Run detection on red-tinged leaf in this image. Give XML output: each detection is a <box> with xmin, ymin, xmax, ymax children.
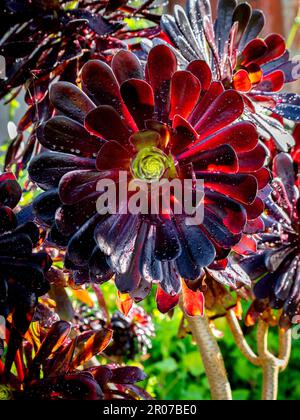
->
<box><xmin>62</xmin><ymin>373</ymin><xmax>103</xmax><ymax>400</ymax></box>
<box><xmin>240</xmin><ymin>38</ymin><xmax>267</xmax><ymax>65</ymax></box>
<box><xmin>147</xmin><ymin>45</ymin><xmax>177</xmax><ymax>121</ymax></box>
<box><xmin>0</xmin><ymin>172</ymin><xmax>22</xmax><ymax>208</ymax></box>
<box><xmin>89</xmin><ymin>366</ymin><xmax>113</xmax><ymax>387</ymax></box>
<box><xmin>189</xmin><ymin>144</ymin><xmax>239</xmax><ymax>174</ymax></box>
<box><xmin>257</xmin><ymin>70</ymin><xmax>285</xmax><ymax>93</ymax></box>
<box><xmin>252</xmin><ymin>167</ymin><xmax>271</xmax><ymax>190</ymax></box>
<box><xmin>120</xmin><ymin>79</ymin><xmax>154</xmax><ymax>130</ymax></box>
<box><xmin>238</xmin><ymin>143</ymin><xmax>267</xmax><ymax>172</ymax></box>
<box><xmin>178</xmin><ymin>121</ymin><xmax>258</xmax><ymax>162</ymax></box>
<box><xmin>243</xmin><ymin>197</ymin><xmax>264</xmax><ymax>220</ymax></box>
<box><xmin>195</xmin><ymin>90</ymin><xmax>244</xmax><ymax>137</ymax></box>
<box><xmin>96</xmin><ymin>140</ymin><xmax>131</xmax><ymax>171</ymax></box>
<box><xmin>42</xmin><ymin>116</ymin><xmax>103</xmax><ymax>157</ymax></box>
<box><xmin>28</xmin><ymin>321</ymin><xmax>71</xmax><ymax>379</ymax></box>
<box><xmin>196</xmin><ymin>173</ymin><xmax>258</xmax><ymax>205</ymax></box>
<box><xmin>110</xmin><ymin>367</ymin><xmax>147</xmax><ymax>384</ymax></box>
<box><xmin>187</xmin><ymin>60</ymin><xmax>212</xmax><ymax>91</ymax></box>
<box><xmin>188</xmin><ymin>81</ymin><xmax>224</xmax><ymax>126</ymax></box>
<box><xmin>256</xmin><ymin>34</ymin><xmax>286</xmax><ymax>66</ymax></box>
<box><xmin>50</xmin><ymin>81</ymin><xmax>95</xmax><ymax>125</ymax></box>
<box><xmin>233</xmin><ymin>69</ymin><xmax>252</xmax><ymax>92</ymax></box>
<box><xmin>181</xmin><ymin>280</ymin><xmax>204</xmax><ymax>317</ymax></box>
<box><xmin>70</xmin><ymin>329</ymin><xmax>113</xmax><ymax>369</ymax></box>
<box><xmin>111</xmin><ymin>50</ymin><xmax>143</xmax><ymax>84</ymax></box>
<box><xmin>169</xmin><ymin>70</ymin><xmax>201</xmax><ymax>120</ymax></box>
<box><xmin>232</xmin><ymin>235</ymin><xmax>257</xmax><ymax>255</ymax></box>
<box><xmin>85</xmin><ymin>105</ymin><xmax>133</xmax><ymax>145</ymax></box>
<box><xmin>81</xmin><ymin>60</ymin><xmax>137</xmax><ymax>132</ymax></box>
<box><xmin>171</xmin><ymin>115</ymin><xmax>198</xmax><ymax>155</ymax></box>
<box><xmin>116</xmin><ymin>292</ymin><xmax>133</xmax><ymax>316</ymax></box>
<box><xmin>156</xmin><ymin>285</ymin><xmax>179</xmax><ymax>314</ymax></box>
<box><xmin>243</xmin><ymin>217</ymin><xmax>265</xmax><ymax>234</ymax></box>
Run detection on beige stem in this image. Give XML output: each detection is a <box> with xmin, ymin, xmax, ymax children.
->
<box><xmin>257</xmin><ymin>320</ymin><xmax>280</xmax><ymax>401</ymax></box>
<box><xmin>185</xmin><ymin>313</ymin><xmax>232</xmax><ymax>400</ymax></box>
<box><xmin>226</xmin><ymin>310</ymin><xmax>260</xmax><ymax>366</ymax></box>
<box><xmin>261</xmin><ymin>358</ymin><xmax>280</xmax><ymax>401</ymax></box>
<box><xmin>278</xmin><ymin>328</ymin><xmax>292</xmax><ymax>371</ymax></box>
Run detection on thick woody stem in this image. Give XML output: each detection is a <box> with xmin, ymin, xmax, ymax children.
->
<box><xmin>226</xmin><ymin>310</ymin><xmax>260</xmax><ymax>366</ymax></box>
<box><xmin>257</xmin><ymin>320</ymin><xmax>279</xmax><ymax>401</ymax></box>
<box><xmin>278</xmin><ymin>328</ymin><xmax>292</xmax><ymax>371</ymax></box>
<box><xmin>261</xmin><ymin>359</ymin><xmax>280</xmax><ymax>401</ymax></box>
<box><xmin>227</xmin><ymin>313</ymin><xmax>292</xmax><ymax>400</ymax></box>
<box><xmin>184</xmin><ymin>313</ymin><xmax>232</xmax><ymax>400</ymax></box>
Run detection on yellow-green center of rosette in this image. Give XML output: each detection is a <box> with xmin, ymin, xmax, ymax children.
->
<box><xmin>131</xmin><ymin>147</ymin><xmax>176</xmax><ymax>183</ymax></box>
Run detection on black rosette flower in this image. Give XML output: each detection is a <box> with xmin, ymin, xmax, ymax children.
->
<box><xmin>151</xmin><ymin>0</ymin><xmax>300</xmax><ymax>151</ymax></box>
<box><xmin>0</xmin><ymin>0</ymin><xmax>161</xmax><ymax>169</ymax></box>
<box><xmin>241</xmin><ymin>152</ymin><xmax>300</xmax><ymax>327</ymax></box>
<box><xmin>0</xmin><ymin>172</ymin><xmax>52</xmax><ymax>373</ymax></box>
<box><xmin>29</xmin><ymin>45</ymin><xmax>268</xmax><ymax>313</ymax></box>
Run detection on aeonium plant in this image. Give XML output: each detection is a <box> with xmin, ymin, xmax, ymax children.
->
<box><xmin>28</xmin><ymin>44</ymin><xmax>266</xmax><ymax>318</ymax></box>
<box><xmin>0</xmin><ymin>172</ymin><xmax>52</xmax><ymax>376</ymax></box>
<box><xmin>1</xmin><ymin>0</ymin><xmax>162</xmax><ymax>170</ymax></box>
<box><xmin>0</xmin><ymin>320</ymin><xmax>151</xmax><ymax>400</ymax></box>
<box><xmin>144</xmin><ymin>0</ymin><xmax>300</xmax><ymax>151</ymax></box>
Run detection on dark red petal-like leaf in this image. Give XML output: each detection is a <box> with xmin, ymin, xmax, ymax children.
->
<box><xmin>120</xmin><ymin>79</ymin><xmax>154</xmax><ymax>130</ymax></box>
<box><xmin>42</xmin><ymin>116</ymin><xmax>103</xmax><ymax>157</ymax></box>
<box><xmin>85</xmin><ymin>105</ymin><xmax>133</xmax><ymax>145</ymax></box>
<box><xmin>50</xmin><ymin>82</ymin><xmax>95</xmax><ymax>124</ymax></box>
<box><xmin>241</xmin><ymin>38</ymin><xmax>267</xmax><ymax>65</ymax></box>
<box><xmin>29</xmin><ymin>152</ymin><xmax>95</xmax><ymax>190</ymax></box>
<box><xmin>0</xmin><ymin>172</ymin><xmax>22</xmax><ymax>209</ymax></box>
<box><xmin>59</xmin><ymin>170</ymin><xmax>103</xmax><ymax>205</ymax></box>
<box><xmin>110</xmin><ymin>367</ymin><xmax>147</xmax><ymax>384</ymax></box>
<box><xmin>256</xmin><ymin>34</ymin><xmax>286</xmax><ymax>66</ymax></box>
<box><xmin>199</xmin><ymin>173</ymin><xmax>257</xmax><ymax>204</ymax></box>
<box><xmin>178</xmin><ymin>121</ymin><xmax>258</xmax><ymax>161</ymax></box>
<box><xmin>96</xmin><ymin>140</ymin><xmax>131</xmax><ymax>171</ymax></box>
<box><xmin>81</xmin><ymin>60</ymin><xmax>137</xmax><ymax>131</ymax></box>
<box><xmin>70</xmin><ymin>329</ymin><xmax>113</xmax><ymax>369</ymax></box>
<box><xmin>238</xmin><ymin>143</ymin><xmax>267</xmax><ymax>172</ymax></box>
<box><xmin>194</xmin><ymin>90</ymin><xmax>244</xmax><ymax>137</ymax></box>
<box><xmin>111</xmin><ymin>50</ymin><xmax>143</xmax><ymax>84</ymax></box>
<box><xmin>147</xmin><ymin>44</ymin><xmax>177</xmax><ymax>121</ymax></box>
<box><xmin>169</xmin><ymin>70</ymin><xmax>201</xmax><ymax>120</ymax></box>
<box><xmin>188</xmin><ymin>144</ymin><xmax>238</xmax><ymax>174</ymax></box>
<box><xmin>187</xmin><ymin>59</ymin><xmax>212</xmax><ymax>91</ymax></box>
<box><xmin>257</xmin><ymin>70</ymin><xmax>285</xmax><ymax>93</ymax></box>
<box><xmin>189</xmin><ymin>81</ymin><xmax>224</xmax><ymax>126</ymax></box>
<box><xmin>156</xmin><ymin>285</ymin><xmax>179</xmax><ymax>313</ymax></box>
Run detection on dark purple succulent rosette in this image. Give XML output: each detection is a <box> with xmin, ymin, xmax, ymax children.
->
<box><xmin>0</xmin><ymin>172</ymin><xmax>52</xmax><ymax>373</ymax></box>
<box><xmin>29</xmin><ymin>44</ymin><xmax>268</xmax><ymax>311</ymax></box>
<box><xmin>241</xmin><ymin>153</ymin><xmax>300</xmax><ymax>325</ymax></box>
<box><xmin>11</xmin><ymin>320</ymin><xmax>150</xmax><ymax>400</ymax></box>
<box><xmin>1</xmin><ymin>0</ymin><xmax>162</xmax><ymax>170</ymax></box>
<box><xmin>157</xmin><ymin>0</ymin><xmax>300</xmax><ymax>151</ymax></box>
